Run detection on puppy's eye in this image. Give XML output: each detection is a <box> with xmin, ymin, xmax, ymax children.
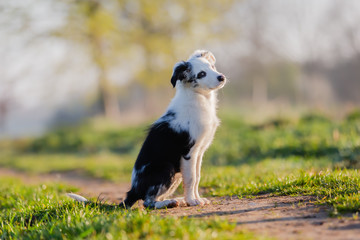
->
<box><xmin>197</xmin><ymin>71</ymin><xmax>206</xmax><ymax>79</ymax></box>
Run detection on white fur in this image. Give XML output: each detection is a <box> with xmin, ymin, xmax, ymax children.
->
<box><xmin>67</xmin><ymin>193</ymin><xmax>88</xmax><ymax>203</ymax></box>
<box><xmin>157</xmin><ymin>173</ymin><xmax>182</xmax><ymax>201</ymax></box>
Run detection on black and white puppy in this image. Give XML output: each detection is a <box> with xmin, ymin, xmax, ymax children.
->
<box><xmin>124</xmin><ymin>50</ymin><xmax>226</xmax><ymax>209</ymax></box>
<box><xmin>68</xmin><ymin>50</ymin><xmax>226</xmax><ymax>209</ymax></box>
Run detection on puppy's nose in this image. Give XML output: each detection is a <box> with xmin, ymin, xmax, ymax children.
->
<box><xmin>217</xmin><ymin>75</ymin><xmax>225</xmax><ymax>82</ymax></box>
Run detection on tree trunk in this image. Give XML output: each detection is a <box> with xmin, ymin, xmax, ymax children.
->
<box><xmin>92</xmin><ymin>36</ymin><xmax>121</xmax><ymax>120</ymax></box>
<box><xmin>252</xmin><ymin>77</ymin><xmax>267</xmax><ymax>106</ymax></box>
<box><xmin>0</xmin><ymin>100</ymin><xmax>8</xmax><ymax>132</ymax></box>
<box><xmin>98</xmin><ymin>71</ymin><xmax>121</xmax><ymax>120</ymax></box>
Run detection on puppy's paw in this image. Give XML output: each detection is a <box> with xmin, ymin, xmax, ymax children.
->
<box><xmin>186</xmin><ymin>198</ymin><xmax>204</xmax><ymax>206</ymax></box>
<box><xmin>167</xmin><ymin>199</ymin><xmax>179</xmax><ymax>208</ymax></box>
<box><xmin>175</xmin><ymin>197</ymin><xmax>187</xmax><ymax>207</ymax></box>
<box><xmin>154</xmin><ymin>199</ymin><xmax>179</xmax><ymax>209</ymax></box>
<box><xmin>174</xmin><ymin>197</ymin><xmax>187</xmax><ymax>207</ymax></box>
<box><xmin>199</xmin><ymin>197</ymin><xmax>211</xmax><ymax>205</ymax></box>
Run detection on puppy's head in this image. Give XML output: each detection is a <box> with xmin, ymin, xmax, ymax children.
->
<box><xmin>170</xmin><ymin>50</ymin><xmax>226</xmax><ymax>92</ymax></box>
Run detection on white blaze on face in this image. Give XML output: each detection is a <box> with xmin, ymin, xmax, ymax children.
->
<box><xmin>188</xmin><ymin>57</ymin><xmax>225</xmax><ymax>91</ymax></box>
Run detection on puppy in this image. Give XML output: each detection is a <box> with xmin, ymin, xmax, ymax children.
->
<box><xmin>68</xmin><ymin>50</ymin><xmax>226</xmax><ymax>209</ymax></box>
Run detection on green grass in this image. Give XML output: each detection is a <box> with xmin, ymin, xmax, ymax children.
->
<box><xmin>4</xmin><ymin>111</ymin><xmax>360</xmax><ymax>167</ymax></box>
<box><xmin>202</xmin><ymin>160</ymin><xmax>360</xmax><ymax>214</ymax></box>
<box><xmin>0</xmin><ymin>177</ymin><xmax>261</xmax><ymax>240</ymax></box>
<box><xmin>207</xmin><ymin>113</ymin><xmax>360</xmax><ymax>166</ymax></box>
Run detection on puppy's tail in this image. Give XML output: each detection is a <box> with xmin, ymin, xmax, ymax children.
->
<box><xmin>67</xmin><ymin>193</ymin><xmax>88</xmax><ymax>203</ymax></box>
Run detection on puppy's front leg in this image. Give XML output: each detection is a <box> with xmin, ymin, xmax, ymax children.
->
<box><xmin>181</xmin><ymin>154</ymin><xmax>203</xmax><ymax>206</ymax></box>
<box><xmin>194</xmin><ymin>153</ymin><xmax>210</xmax><ymax>205</ymax></box>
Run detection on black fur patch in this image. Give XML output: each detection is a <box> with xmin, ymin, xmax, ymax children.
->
<box><xmin>162</xmin><ymin>110</ymin><xmax>176</xmax><ymax>121</ymax></box>
<box><xmin>170</xmin><ymin>61</ymin><xmax>192</xmax><ymax>87</ymax></box>
<box><xmin>123</xmin><ymin>119</ymin><xmax>195</xmax><ymax>207</ymax></box>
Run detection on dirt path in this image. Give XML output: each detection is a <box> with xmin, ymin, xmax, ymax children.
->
<box><xmin>1</xmin><ymin>168</ymin><xmax>359</xmax><ymax>240</ymax></box>
<box><xmin>158</xmin><ymin>195</ymin><xmax>360</xmax><ymax>240</ymax></box>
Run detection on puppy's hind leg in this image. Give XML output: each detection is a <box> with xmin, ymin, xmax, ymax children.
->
<box><xmin>155</xmin><ymin>199</ymin><xmax>179</xmax><ymax>209</ymax></box>
<box><xmin>157</xmin><ymin>173</ymin><xmax>182</xmax><ymax>201</ymax></box>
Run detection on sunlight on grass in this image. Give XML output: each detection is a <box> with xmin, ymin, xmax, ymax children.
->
<box><xmin>202</xmin><ymin>160</ymin><xmax>360</xmax><ymax>214</ymax></box>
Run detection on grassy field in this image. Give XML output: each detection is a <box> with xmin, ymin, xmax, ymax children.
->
<box><xmin>0</xmin><ymin>177</ymin><xmax>260</xmax><ymax>239</ymax></box>
<box><xmin>1</xmin><ymin>110</ymin><xmax>360</xmax><ymax>239</ymax></box>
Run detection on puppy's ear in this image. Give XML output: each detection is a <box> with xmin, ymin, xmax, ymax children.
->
<box><xmin>170</xmin><ymin>61</ymin><xmax>190</xmax><ymax>88</ymax></box>
<box><xmin>188</xmin><ymin>50</ymin><xmax>216</xmax><ymax>65</ymax></box>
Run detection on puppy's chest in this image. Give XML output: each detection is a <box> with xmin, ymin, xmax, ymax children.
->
<box><xmin>171</xmin><ymin>107</ymin><xmax>219</xmax><ymax>140</ymax></box>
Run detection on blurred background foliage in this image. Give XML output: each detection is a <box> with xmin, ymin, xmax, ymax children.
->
<box><xmin>59</xmin><ymin>0</ymin><xmax>232</xmax><ymax>119</ymax></box>
<box><xmin>1</xmin><ymin>0</ymin><xmax>360</xmax><ymax>137</ymax></box>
